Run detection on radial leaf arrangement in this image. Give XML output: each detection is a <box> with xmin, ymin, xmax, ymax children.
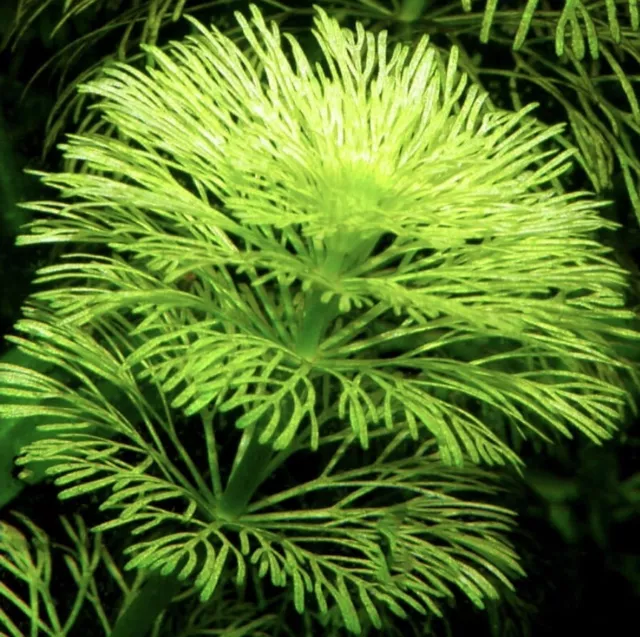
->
<box><xmin>15</xmin><ymin>1</ymin><xmax>637</xmax><ymax>463</ymax></box>
<box><xmin>0</xmin><ymin>2</ymin><xmax>638</xmax><ymax>633</ymax></box>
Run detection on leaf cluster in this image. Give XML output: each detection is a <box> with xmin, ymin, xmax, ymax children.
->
<box><xmin>0</xmin><ymin>2</ymin><xmax>639</xmax><ymax>636</ymax></box>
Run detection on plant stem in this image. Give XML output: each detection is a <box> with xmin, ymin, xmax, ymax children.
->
<box><xmin>296</xmin><ymin>235</ymin><xmax>361</xmax><ymax>360</ymax></box>
<box><xmin>397</xmin><ymin>0</ymin><xmax>428</xmax><ymax>22</ymax></box>
<box><xmin>110</xmin><ymin>571</ymin><xmax>183</xmax><ymax>637</ymax></box>
<box><xmin>216</xmin><ymin>421</ymin><xmax>275</xmax><ymax>520</ymax></box>
<box><xmin>296</xmin><ymin>287</ymin><xmax>340</xmax><ymax>360</ymax></box>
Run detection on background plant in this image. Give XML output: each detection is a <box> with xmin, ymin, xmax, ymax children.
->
<box><xmin>1</xmin><ymin>1</ymin><xmax>640</xmax><ymax>636</ymax></box>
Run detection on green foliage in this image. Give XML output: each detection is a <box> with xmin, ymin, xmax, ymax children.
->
<box><xmin>0</xmin><ymin>512</ymin><xmax>130</xmax><ymax>636</ymax></box>
<box><xmin>0</xmin><ymin>511</ymin><xmax>312</xmax><ymax>636</ymax></box>
<box><xmin>0</xmin><ymin>2</ymin><xmax>639</xmax><ymax>635</ymax></box>
<box><xmin>12</xmin><ymin>4</ymin><xmax>637</xmax><ymax>465</ymax></box>
<box><xmin>5</xmin><ymin>0</ymin><xmax>639</xmax><ymax>218</ymax></box>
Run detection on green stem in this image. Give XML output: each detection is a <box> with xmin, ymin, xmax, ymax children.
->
<box><xmin>296</xmin><ymin>238</ymin><xmax>356</xmax><ymax>360</ymax></box>
<box><xmin>397</xmin><ymin>0</ymin><xmax>429</xmax><ymax>22</ymax></box>
<box><xmin>216</xmin><ymin>421</ymin><xmax>275</xmax><ymax>520</ymax></box>
<box><xmin>110</xmin><ymin>571</ymin><xmax>183</xmax><ymax>637</ymax></box>
<box><xmin>296</xmin><ymin>287</ymin><xmax>340</xmax><ymax>360</ymax></box>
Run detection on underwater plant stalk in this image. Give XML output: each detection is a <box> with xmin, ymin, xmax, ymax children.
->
<box><xmin>397</xmin><ymin>0</ymin><xmax>429</xmax><ymax>22</ymax></box>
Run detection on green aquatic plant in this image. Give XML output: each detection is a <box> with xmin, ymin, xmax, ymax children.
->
<box><xmin>3</xmin><ymin>1</ymin><xmax>640</xmax><ymax>218</ymax></box>
<box><xmin>1</xmin><ymin>3</ymin><xmax>639</xmax><ymax>635</ymax></box>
